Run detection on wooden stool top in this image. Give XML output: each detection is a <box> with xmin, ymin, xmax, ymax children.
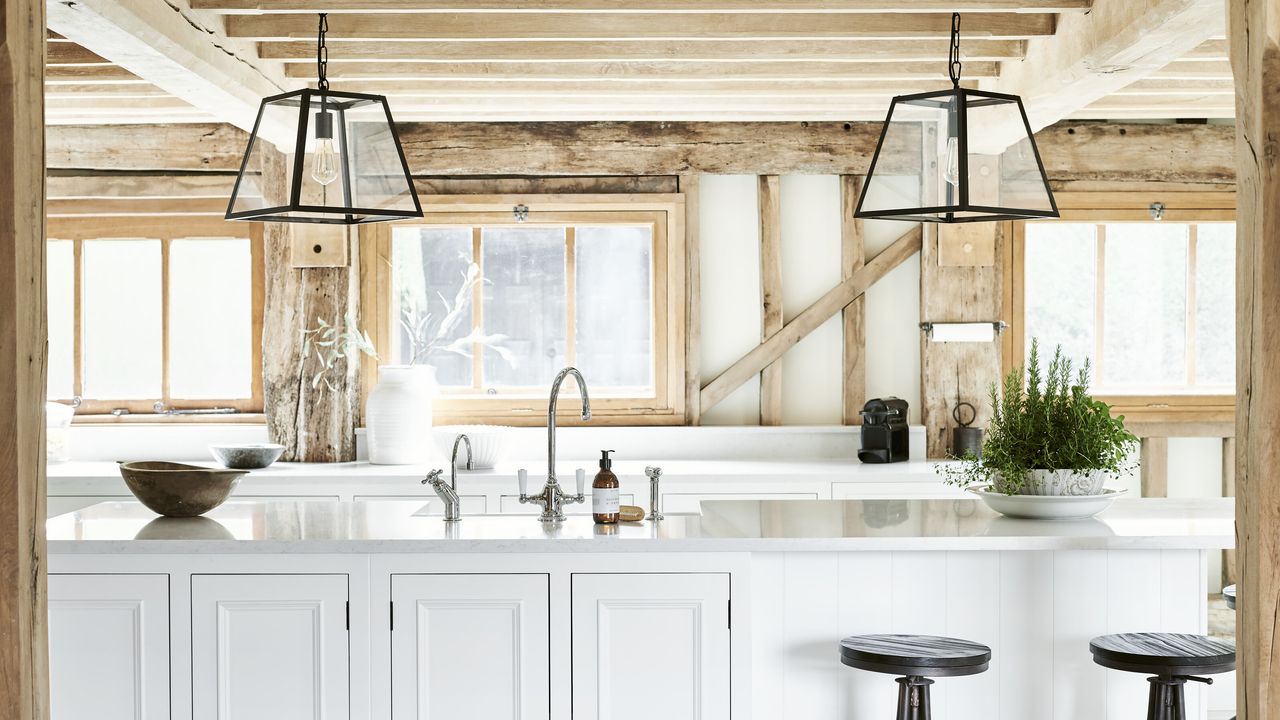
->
<box><xmin>1090</xmin><ymin>633</ymin><xmax>1236</xmax><ymax>676</ymax></box>
<box><xmin>840</xmin><ymin>634</ymin><xmax>991</xmax><ymax>677</ymax></box>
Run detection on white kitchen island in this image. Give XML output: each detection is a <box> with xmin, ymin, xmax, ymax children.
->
<box><xmin>47</xmin><ymin>497</ymin><xmax>1234</xmax><ymax>720</ymax></box>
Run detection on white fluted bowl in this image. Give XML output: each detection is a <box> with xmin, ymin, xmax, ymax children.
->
<box><xmin>432</xmin><ymin>425</ymin><xmax>513</xmax><ymax>469</ymax></box>
<box><xmin>968</xmin><ymin>485</ymin><xmax>1127</xmax><ymax>520</ymax></box>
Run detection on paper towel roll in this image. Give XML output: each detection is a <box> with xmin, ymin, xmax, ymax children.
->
<box><xmin>928</xmin><ymin>322</ymin><xmax>996</xmax><ymax>343</ymax></box>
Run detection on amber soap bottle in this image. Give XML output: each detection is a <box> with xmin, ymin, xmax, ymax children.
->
<box><xmin>592</xmin><ymin>450</ymin><xmax>620</xmax><ymax>524</ymax></box>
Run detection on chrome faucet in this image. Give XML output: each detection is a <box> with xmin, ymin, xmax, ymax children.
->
<box><xmin>450</xmin><ymin>433</ymin><xmax>473</xmax><ymax>492</ymax></box>
<box><xmin>519</xmin><ymin>367</ymin><xmax>591</xmax><ymax>522</ymax></box>
<box><xmin>422</xmin><ymin>469</ymin><xmax>461</xmax><ymax>522</ymax></box>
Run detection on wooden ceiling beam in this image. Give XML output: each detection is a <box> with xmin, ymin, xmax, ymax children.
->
<box><xmin>1113</xmin><ymin>78</ymin><xmax>1234</xmax><ymax>94</ymax></box>
<box><xmin>258</xmin><ymin>38</ymin><xmax>1027</xmax><ymax>63</ymax></box>
<box><xmin>992</xmin><ymin>0</ymin><xmax>1224</xmax><ymax>133</ymax></box>
<box><xmin>44</xmin><ymin>65</ymin><xmax>140</xmax><ymax>82</ymax></box>
<box><xmin>45</xmin><ymin>43</ymin><xmax>111</xmax><ymax>66</ymax></box>
<box><xmin>325</xmin><ymin>78</ymin><xmax>973</xmax><ymax>97</ymax></box>
<box><xmin>43</xmin><ymin>82</ymin><xmax>172</xmax><ymax>98</ymax></box>
<box><xmin>288</xmin><ymin>60</ymin><xmax>1000</xmax><ymax>81</ymax></box>
<box><xmin>47</xmin><ymin>124</ymin><xmax>249</xmax><ymax>170</ymax></box>
<box><xmin>46</xmin><ymin>0</ymin><xmax>293</xmax><ymax>144</ymax></box>
<box><xmin>225</xmin><ymin>12</ymin><xmax>1056</xmax><ymax>40</ymax></box>
<box><xmin>1150</xmin><ymin>60</ymin><xmax>1234</xmax><ymax>79</ymax></box>
<box><xmin>194</xmin><ymin>0</ymin><xmax>1089</xmax><ymax>12</ymax></box>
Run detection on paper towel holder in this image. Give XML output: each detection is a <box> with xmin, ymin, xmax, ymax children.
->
<box><xmin>920</xmin><ymin>321</ymin><xmax>1008</xmax><ymax>341</ymax></box>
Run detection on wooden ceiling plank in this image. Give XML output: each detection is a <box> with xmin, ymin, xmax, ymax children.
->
<box><xmin>258</xmin><ymin>38</ymin><xmax>1027</xmax><ymax>62</ymax></box>
<box><xmin>324</xmin><ymin>78</ymin><xmax>974</xmax><ymax>96</ymax></box>
<box><xmin>45</xmin><ymin>43</ymin><xmax>112</xmax><ymax>66</ymax></box>
<box><xmin>195</xmin><ymin>0</ymin><xmax>1089</xmax><ymax>12</ymax></box>
<box><xmin>992</xmin><ymin>0</ymin><xmax>1224</xmax><ymax>133</ymax></box>
<box><xmin>1151</xmin><ymin>60</ymin><xmax>1234</xmax><ymax>79</ymax></box>
<box><xmin>43</xmin><ymin>82</ymin><xmax>172</xmax><ymax>98</ymax></box>
<box><xmin>288</xmin><ymin>60</ymin><xmax>1000</xmax><ymax>80</ymax></box>
<box><xmin>47</xmin><ymin>0</ymin><xmax>293</xmax><ymax>144</ymax></box>
<box><xmin>44</xmin><ymin>65</ymin><xmax>140</xmax><ymax>82</ymax></box>
<box><xmin>225</xmin><ymin>12</ymin><xmax>1057</xmax><ymax>40</ymax></box>
<box><xmin>1114</xmin><ymin>78</ymin><xmax>1234</xmax><ymax>94</ymax></box>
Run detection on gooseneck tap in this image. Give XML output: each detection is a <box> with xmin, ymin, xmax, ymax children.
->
<box><xmin>450</xmin><ymin>433</ymin><xmax>473</xmax><ymax>492</ymax></box>
<box><xmin>519</xmin><ymin>367</ymin><xmax>591</xmax><ymax>522</ymax></box>
<box><xmin>422</xmin><ymin>469</ymin><xmax>461</xmax><ymax>522</ymax></box>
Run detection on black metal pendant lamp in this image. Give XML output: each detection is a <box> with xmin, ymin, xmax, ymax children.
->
<box><xmin>226</xmin><ymin>14</ymin><xmax>422</xmax><ymax>225</ymax></box>
<box><xmin>855</xmin><ymin>14</ymin><xmax>1058</xmax><ymax>223</ymax></box>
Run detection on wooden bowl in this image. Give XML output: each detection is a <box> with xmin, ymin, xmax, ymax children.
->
<box><xmin>118</xmin><ymin>461</ymin><xmax>246</xmax><ymax>518</ymax></box>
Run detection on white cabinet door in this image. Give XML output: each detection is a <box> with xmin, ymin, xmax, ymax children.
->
<box><xmin>49</xmin><ymin>574</ymin><xmax>170</xmax><ymax>720</ymax></box>
<box><xmin>391</xmin><ymin>574</ymin><xmax>549</xmax><ymax>720</ymax></box>
<box><xmin>572</xmin><ymin>573</ymin><xmax>730</xmax><ymax>720</ymax></box>
<box><xmin>191</xmin><ymin>574</ymin><xmax>349</xmax><ymax>720</ymax></box>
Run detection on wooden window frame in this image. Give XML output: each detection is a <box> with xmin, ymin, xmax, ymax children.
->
<box><xmin>47</xmin><ymin>215</ymin><xmax>265</xmax><ymax>422</ymax></box>
<box><xmin>1003</xmin><ymin>192</ymin><xmax>1236</xmax><ymax>424</ymax></box>
<box><xmin>359</xmin><ymin>193</ymin><xmax>687</xmax><ymax>427</ymax></box>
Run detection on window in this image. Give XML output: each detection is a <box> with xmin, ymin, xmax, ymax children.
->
<box><xmin>1008</xmin><ymin>194</ymin><xmax>1234</xmax><ymax>421</ymax></box>
<box><xmin>47</xmin><ymin>216</ymin><xmax>264</xmax><ymax>418</ymax></box>
<box><xmin>361</xmin><ymin>195</ymin><xmax>687</xmax><ymax>425</ymax></box>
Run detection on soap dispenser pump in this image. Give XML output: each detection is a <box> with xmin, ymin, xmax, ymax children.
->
<box><xmin>592</xmin><ymin>450</ymin><xmax>620</xmax><ymax>524</ymax></box>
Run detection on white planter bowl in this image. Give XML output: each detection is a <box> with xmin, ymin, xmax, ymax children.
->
<box><xmin>432</xmin><ymin>425</ymin><xmax>513</xmax><ymax>469</ymax></box>
<box><xmin>969</xmin><ymin>485</ymin><xmax>1127</xmax><ymax>520</ymax></box>
<box><xmin>1024</xmin><ymin>468</ymin><xmax>1109</xmax><ymax>496</ymax></box>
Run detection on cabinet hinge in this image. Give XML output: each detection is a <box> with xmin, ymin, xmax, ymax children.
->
<box><xmin>389</xmin><ymin>601</ymin><xmax>394</xmax><ymax>631</ymax></box>
<box><xmin>345</xmin><ymin>601</ymin><xmax>350</xmax><ymax>631</ymax></box>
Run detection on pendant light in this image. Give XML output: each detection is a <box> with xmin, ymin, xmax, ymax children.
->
<box><xmin>855</xmin><ymin>14</ymin><xmax>1058</xmax><ymax>223</ymax></box>
<box><xmin>226</xmin><ymin>14</ymin><xmax>422</xmax><ymax>225</ymax></box>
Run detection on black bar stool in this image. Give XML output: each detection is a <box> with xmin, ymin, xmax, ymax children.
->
<box><xmin>1089</xmin><ymin>632</ymin><xmax>1235</xmax><ymax>720</ymax></box>
<box><xmin>1223</xmin><ymin>583</ymin><xmax>1236</xmax><ymax>610</ymax></box>
<box><xmin>839</xmin><ymin>634</ymin><xmax>991</xmax><ymax>720</ymax></box>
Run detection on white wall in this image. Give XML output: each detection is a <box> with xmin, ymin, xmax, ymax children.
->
<box><xmin>698</xmin><ymin>174</ymin><xmax>922</xmax><ymax>426</ymax></box>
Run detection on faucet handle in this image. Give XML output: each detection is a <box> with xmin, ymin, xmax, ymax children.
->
<box><xmin>575</xmin><ymin>468</ymin><xmax>586</xmax><ymax>497</ymax></box>
<box><xmin>422</xmin><ymin>469</ymin><xmax>445</xmax><ymax>486</ymax></box>
<box><xmin>518</xmin><ymin>468</ymin><xmax>528</xmax><ymax>497</ymax></box>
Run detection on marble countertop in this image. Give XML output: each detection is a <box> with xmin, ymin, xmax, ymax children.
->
<box><xmin>46</xmin><ymin>497</ymin><xmax>1234</xmax><ymax>554</ymax></box>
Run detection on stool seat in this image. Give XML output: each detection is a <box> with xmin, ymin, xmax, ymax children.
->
<box><xmin>1224</xmin><ymin>584</ymin><xmax>1236</xmax><ymax>610</ymax></box>
<box><xmin>1090</xmin><ymin>632</ymin><xmax>1236</xmax><ymax>676</ymax></box>
<box><xmin>840</xmin><ymin>634</ymin><xmax>991</xmax><ymax>677</ymax></box>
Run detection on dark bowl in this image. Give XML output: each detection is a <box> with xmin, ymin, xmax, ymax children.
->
<box><xmin>118</xmin><ymin>461</ymin><xmax>246</xmax><ymax>518</ymax></box>
<box><xmin>209</xmin><ymin>443</ymin><xmax>285</xmax><ymax>470</ymax></box>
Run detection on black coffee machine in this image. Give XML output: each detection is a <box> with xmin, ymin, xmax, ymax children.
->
<box><xmin>859</xmin><ymin>397</ymin><xmax>910</xmax><ymax>464</ymax></box>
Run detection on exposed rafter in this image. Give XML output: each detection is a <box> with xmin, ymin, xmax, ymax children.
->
<box><xmin>191</xmin><ymin>0</ymin><xmax>1090</xmax><ymax>12</ymax></box>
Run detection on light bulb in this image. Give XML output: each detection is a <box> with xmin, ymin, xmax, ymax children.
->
<box><xmin>311</xmin><ymin>137</ymin><xmax>339</xmax><ymax>186</ymax></box>
<box><xmin>944</xmin><ymin>136</ymin><xmax>960</xmax><ymax>187</ymax></box>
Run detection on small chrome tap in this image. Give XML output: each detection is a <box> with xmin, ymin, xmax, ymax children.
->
<box><xmin>519</xmin><ymin>367</ymin><xmax>591</xmax><ymax>522</ymax></box>
<box><xmin>645</xmin><ymin>466</ymin><xmax>664</xmax><ymax>521</ymax></box>
<box><xmin>422</xmin><ymin>469</ymin><xmax>461</xmax><ymax>522</ymax></box>
<box><xmin>450</xmin><ymin>433</ymin><xmax>473</xmax><ymax>492</ymax></box>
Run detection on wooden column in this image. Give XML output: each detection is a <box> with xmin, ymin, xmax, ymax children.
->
<box><xmin>758</xmin><ymin>175</ymin><xmax>783</xmax><ymax>426</ymax></box>
<box><xmin>841</xmin><ymin>175</ymin><xmax>866</xmax><ymax>425</ymax></box>
<box><xmin>0</xmin><ymin>0</ymin><xmax>48</xmax><ymax>718</ymax></box>
<box><xmin>1140</xmin><ymin>436</ymin><xmax>1170</xmax><ymax>498</ymax></box>
<box><xmin>680</xmin><ymin>174</ymin><xmax>702</xmax><ymax>426</ymax></box>
<box><xmin>1229</xmin><ymin>1</ymin><xmax>1280</xmax><ymax>714</ymax></box>
<box><xmin>1222</xmin><ymin>436</ymin><xmax>1237</xmax><ymax>587</ymax></box>
<box><xmin>260</xmin><ymin>148</ymin><xmax>361</xmax><ymax>462</ymax></box>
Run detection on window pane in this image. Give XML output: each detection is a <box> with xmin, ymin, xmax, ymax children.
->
<box><xmin>481</xmin><ymin>227</ymin><xmax>566</xmax><ymax>388</ymax></box>
<box><xmin>390</xmin><ymin>226</ymin><xmax>474</xmax><ymax>388</ymax></box>
<box><xmin>1102</xmin><ymin>223</ymin><xmax>1188</xmax><ymax>389</ymax></box>
<box><xmin>1195</xmin><ymin>223</ymin><xmax>1235</xmax><ymax>388</ymax></box>
<box><xmin>1024</xmin><ymin>223</ymin><xmax>1096</xmax><ymax>374</ymax></box>
<box><xmin>47</xmin><ymin>241</ymin><xmax>75</xmax><ymax>400</ymax></box>
<box><xmin>575</xmin><ymin>225</ymin><xmax>654</xmax><ymax>390</ymax></box>
<box><xmin>82</xmin><ymin>239</ymin><xmax>162</xmax><ymax>399</ymax></box>
<box><xmin>169</xmin><ymin>238</ymin><xmax>252</xmax><ymax>399</ymax></box>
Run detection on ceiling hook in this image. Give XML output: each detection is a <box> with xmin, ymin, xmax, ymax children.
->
<box><xmin>1149</xmin><ymin>202</ymin><xmax>1166</xmax><ymax>221</ymax></box>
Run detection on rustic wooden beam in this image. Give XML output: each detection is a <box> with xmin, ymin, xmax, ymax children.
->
<box><xmin>46</xmin><ymin>0</ymin><xmax>291</xmax><ymax>141</ymax></box>
<box><xmin>700</xmin><ymin>225</ymin><xmax>921</xmax><ymax>413</ymax></box>
<box><xmin>840</xmin><ymin>175</ymin><xmax>866</xmax><ymax>425</ymax></box>
<box><xmin>1229</xmin><ymin>0</ymin><xmax>1280</xmax><ymax>714</ymax></box>
<box><xmin>324</xmin><ymin>79</ymin><xmax>976</xmax><ymax>98</ymax></box>
<box><xmin>992</xmin><ymin>0</ymin><xmax>1224</xmax><ymax>132</ymax></box>
<box><xmin>228</xmin><ymin>12</ymin><xmax>1056</xmax><ymax>40</ymax></box>
<box><xmin>1139</xmin><ymin>436</ymin><xmax>1170</xmax><ymax>498</ymax></box>
<box><xmin>1222</xmin><ymin>436</ymin><xmax>1237</xmax><ymax>587</ymax></box>
<box><xmin>287</xmin><ymin>60</ymin><xmax>1002</xmax><ymax>81</ymax></box>
<box><xmin>0</xmin><ymin>3</ymin><xmax>48</xmax><ymax>720</ymax></box>
<box><xmin>47</xmin><ymin>172</ymin><xmax>238</xmax><ymax>199</ymax></box>
<box><xmin>259</xmin><ymin>38</ymin><xmax>1027</xmax><ymax>63</ymax></box>
<box><xmin>195</xmin><ymin>0</ymin><xmax>1090</xmax><ymax>11</ymax></box>
<box><xmin>1034</xmin><ymin>122</ymin><xmax>1236</xmax><ymax>186</ymax></box>
<box><xmin>47</xmin><ymin>124</ymin><xmax>249</xmax><ymax>171</ymax></box>
<box><xmin>758</xmin><ymin>175</ymin><xmax>783</xmax><ymax>426</ymax></box>
<box><xmin>680</xmin><ymin>174</ymin><xmax>703</xmax><ymax>426</ymax></box>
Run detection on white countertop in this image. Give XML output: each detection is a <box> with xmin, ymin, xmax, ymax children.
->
<box><xmin>46</xmin><ymin>497</ymin><xmax>1234</xmax><ymax>554</ymax></box>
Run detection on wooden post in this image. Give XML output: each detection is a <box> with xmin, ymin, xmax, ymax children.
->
<box><xmin>1139</xmin><ymin>436</ymin><xmax>1170</xmax><ymax>498</ymax></box>
<box><xmin>0</xmin><ymin>1</ymin><xmax>49</xmax><ymax>718</ymax></box>
<box><xmin>1229</xmin><ymin>2</ymin><xmax>1280</xmax><ymax>714</ymax></box>
<box><xmin>1222</xmin><ymin>436</ymin><xmax>1237</xmax><ymax>587</ymax></box>
<box><xmin>841</xmin><ymin>175</ymin><xmax>866</xmax><ymax>425</ymax></box>
<box><xmin>758</xmin><ymin>175</ymin><xmax>783</xmax><ymax>426</ymax></box>
<box><xmin>259</xmin><ymin>147</ymin><xmax>361</xmax><ymax>462</ymax></box>
<box><xmin>681</xmin><ymin>174</ymin><xmax>702</xmax><ymax>426</ymax></box>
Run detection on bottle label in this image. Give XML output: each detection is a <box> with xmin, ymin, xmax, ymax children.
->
<box><xmin>592</xmin><ymin>487</ymin><xmax>620</xmax><ymax>514</ymax></box>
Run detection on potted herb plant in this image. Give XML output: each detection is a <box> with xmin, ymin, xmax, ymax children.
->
<box><xmin>940</xmin><ymin>340</ymin><xmax>1138</xmax><ymax>501</ymax></box>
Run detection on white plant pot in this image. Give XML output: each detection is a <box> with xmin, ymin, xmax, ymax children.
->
<box><xmin>366</xmin><ymin>365</ymin><xmax>435</xmax><ymax>465</ymax></box>
<box><xmin>1024</xmin><ymin>468</ymin><xmax>1109</xmax><ymax>496</ymax></box>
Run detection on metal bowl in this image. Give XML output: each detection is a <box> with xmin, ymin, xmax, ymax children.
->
<box><xmin>209</xmin><ymin>443</ymin><xmax>285</xmax><ymax>470</ymax></box>
<box><xmin>118</xmin><ymin>461</ymin><xmax>246</xmax><ymax>517</ymax></box>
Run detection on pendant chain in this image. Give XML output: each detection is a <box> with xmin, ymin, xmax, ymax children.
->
<box><xmin>948</xmin><ymin>12</ymin><xmax>962</xmax><ymax>88</ymax></box>
<box><xmin>316</xmin><ymin>13</ymin><xmax>329</xmax><ymax>91</ymax></box>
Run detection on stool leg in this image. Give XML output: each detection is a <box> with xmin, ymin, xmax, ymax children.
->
<box><xmin>1170</xmin><ymin>681</ymin><xmax>1186</xmax><ymax>720</ymax></box>
<box><xmin>894</xmin><ymin>676</ymin><xmax>934</xmax><ymax>720</ymax></box>
<box><xmin>1146</xmin><ymin>678</ymin><xmax>1161</xmax><ymax>720</ymax></box>
<box><xmin>895</xmin><ymin>677</ymin><xmax>911</xmax><ymax>720</ymax></box>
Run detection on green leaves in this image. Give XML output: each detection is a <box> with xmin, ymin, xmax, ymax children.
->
<box><xmin>939</xmin><ymin>339</ymin><xmax>1139</xmax><ymax>494</ymax></box>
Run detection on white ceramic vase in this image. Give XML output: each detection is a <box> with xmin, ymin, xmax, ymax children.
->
<box><xmin>1024</xmin><ymin>468</ymin><xmax>1109</xmax><ymax>496</ymax></box>
<box><xmin>366</xmin><ymin>365</ymin><xmax>435</xmax><ymax>465</ymax></box>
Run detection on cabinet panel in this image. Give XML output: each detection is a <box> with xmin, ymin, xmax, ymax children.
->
<box><xmin>662</xmin><ymin>492</ymin><xmax>818</xmax><ymax>514</ymax></box>
<box><xmin>572</xmin><ymin>573</ymin><xmax>730</xmax><ymax>720</ymax></box>
<box><xmin>191</xmin><ymin>574</ymin><xmax>349</xmax><ymax>720</ymax></box>
<box><xmin>49</xmin><ymin>574</ymin><xmax>170</xmax><ymax>720</ymax></box>
<box><xmin>391</xmin><ymin>574</ymin><xmax>549</xmax><ymax>720</ymax></box>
